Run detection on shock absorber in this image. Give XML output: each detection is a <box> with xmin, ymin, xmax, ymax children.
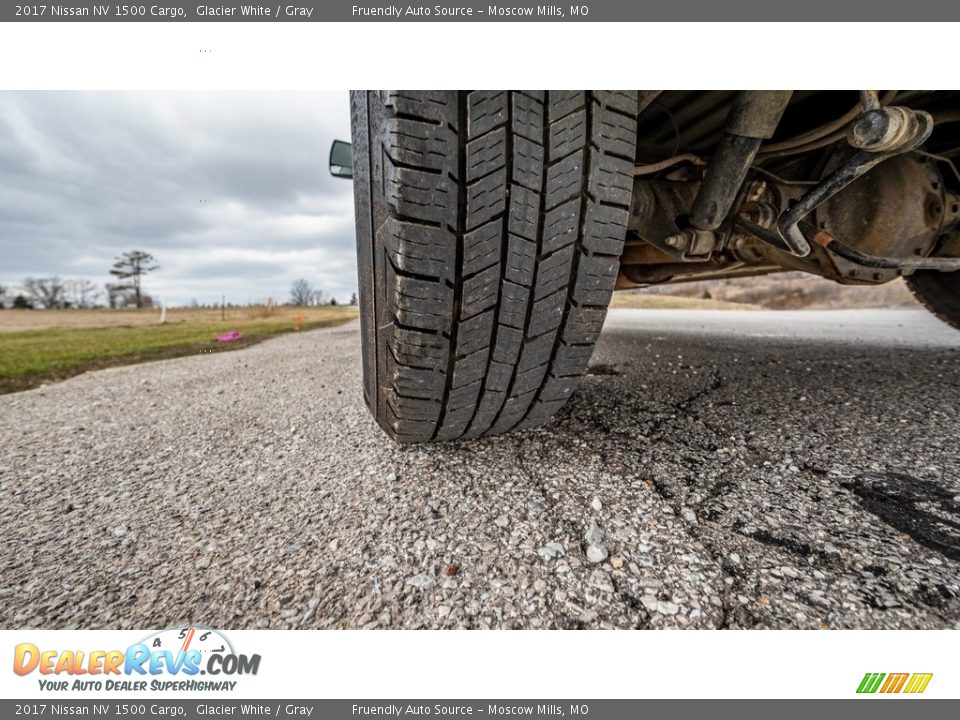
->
<box><xmin>687</xmin><ymin>91</ymin><xmax>793</xmax><ymax>237</ymax></box>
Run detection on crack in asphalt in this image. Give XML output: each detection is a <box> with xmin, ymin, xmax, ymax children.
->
<box><xmin>2</xmin><ymin>312</ymin><xmax>959</xmax><ymax>629</ymax></box>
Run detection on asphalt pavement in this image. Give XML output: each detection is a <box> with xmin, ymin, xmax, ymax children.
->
<box><xmin>1</xmin><ymin>309</ymin><xmax>958</xmax><ymax>629</ymax></box>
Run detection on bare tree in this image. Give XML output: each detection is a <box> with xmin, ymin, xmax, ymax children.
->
<box><xmin>349</xmin><ymin>292</ymin><xmax>358</xmax><ymax>306</ymax></box>
<box><xmin>110</xmin><ymin>250</ymin><xmax>159</xmax><ymax>309</ymax></box>
<box><xmin>310</xmin><ymin>288</ymin><xmax>327</xmax><ymax>306</ymax></box>
<box><xmin>289</xmin><ymin>278</ymin><xmax>314</xmax><ymax>306</ymax></box>
<box><xmin>66</xmin><ymin>279</ymin><xmax>102</xmax><ymax>308</ymax></box>
<box><xmin>120</xmin><ymin>289</ymin><xmax>154</xmax><ymax>309</ymax></box>
<box><xmin>105</xmin><ymin>283</ymin><xmax>124</xmax><ymax>309</ymax></box>
<box><xmin>24</xmin><ymin>276</ymin><xmax>66</xmax><ymax>309</ymax></box>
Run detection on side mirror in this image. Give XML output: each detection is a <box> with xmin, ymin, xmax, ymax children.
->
<box><xmin>329</xmin><ymin>140</ymin><xmax>353</xmax><ymax>179</ymax></box>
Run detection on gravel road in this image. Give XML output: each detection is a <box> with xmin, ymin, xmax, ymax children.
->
<box><xmin>1</xmin><ymin>309</ymin><xmax>959</xmax><ymax>629</ymax></box>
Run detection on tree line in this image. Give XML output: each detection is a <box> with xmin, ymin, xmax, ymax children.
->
<box><xmin>0</xmin><ymin>251</ymin><xmax>359</xmax><ymax>309</ymax></box>
<box><xmin>0</xmin><ymin>251</ymin><xmax>159</xmax><ymax>310</ymax></box>
<box><xmin>288</xmin><ymin>278</ymin><xmax>356</xmax><ymax>307</ymax></box>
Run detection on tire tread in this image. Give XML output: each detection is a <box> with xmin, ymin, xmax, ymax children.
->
<box><xmin>351</xmin><ymin>90</ymin><xmax>638</xmax><ymax>442</ymax></box>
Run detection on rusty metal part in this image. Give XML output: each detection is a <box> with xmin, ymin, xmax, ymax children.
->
<box><xmin>848</xmin><ymin>106</ymin><xmax>932</xmax><ymax>153</ymax></box>
<box><xmin>775</xmin><ymin>108</ymin><xmax>934</xmax><ymax>257</ymax></box>
<box><xmin>689</xmin><ymin>91</ymin><xmax>793</xmax><ymax>232</ymax></box>
<box><xmin>628</xmin><ymin>179</ymin><xmax>701</xmax><ymax>256</ymax></box>
<box><xmin>816</xmin><ymin>154</ymin><xmax>946</xmax><ymax>280</ymax></box>
<box><xmin>727</xmin><ymin>223</ymin><xmax>861</xmax><ymax>282</ymax></box>
<box><xmin>812</xmin><ymin>231</ymin><xmax>960</xmax><ymax>271</ymax></box>
<box><xmin>859</xmin><ymin>90</ymin><xmax>882</xmax><ymax>112</ymax></box>
<box><xmin>662</xmin><ymin>227</ymin><xmax>718</xmax><ymax>259</ymax></box>
<box><xmin>620</xmin><ymin>241</ymin><xmax>681</xmax><ymax>267</ymax></box>
<box><xmin>617</xmin><ymin>256</ymin><xmax>783</xmax><ymax>288</ymax></box>
<box><xmin>734</xmin><ymin>154</ymin><xmax>960</xmax><ymax>277</ymax></box>
<box><xmin>618</xmin><ymin>92</ymin><xmax>960</xmax><ymax>293</ymax></box>
<box><xmin>757</xmin><ymin>91</ymin><xmax>898</xmax><ymax>158</ymax></box>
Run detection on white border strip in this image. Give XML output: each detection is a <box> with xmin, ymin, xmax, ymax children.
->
<box><xmin>1</xmin><ymin>630</ymin><xmax>954</xmax><ymax>699</ymax></box>
<box><xmin>0</xmin><ymin>22</ymin><xmax>956</xmax><ymax>90</ymax></box>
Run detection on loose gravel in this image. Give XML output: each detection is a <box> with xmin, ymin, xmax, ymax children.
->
<box><xmin>1</xmin><ymin>309</ymin><xmax>958</xmax><ymax>629</ymax></box>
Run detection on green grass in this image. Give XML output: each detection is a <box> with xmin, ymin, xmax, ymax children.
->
<box><xmin>0</xmin><ymin>306</ymin><xmax>357</xmax><ymax>394</ymax></box>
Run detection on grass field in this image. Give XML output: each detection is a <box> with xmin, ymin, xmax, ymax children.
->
<box><xmin>0</xmin><ymin>305</ymin><xmax>358</xmax><ymax>394</ymax></box>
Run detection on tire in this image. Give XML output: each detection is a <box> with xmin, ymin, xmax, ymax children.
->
<box><xmin>350</xmin><ymin>90</ymin><xmax>638</xmax><ymax>442</ymax></box>
<box><xmin>906</xmin><ymin>271</ymin><xmax>960</xmax><ymax>330</ymax></box>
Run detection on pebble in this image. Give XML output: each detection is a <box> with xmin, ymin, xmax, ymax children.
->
<box><xmin>657</xmin><ymin>600</ymin><xmax>679</xmax><ymax>615</ymax></box>
<box><xmin>537</xmin><ymin>542</ymin><xmax>565</xmax><ymax>561</ymax></box>
<box><xmin>590</xmin><ymin>569</ymin><xmax>615</xmax><ymax>593</ymax></box>
<box><xmin>405</xmin><ymin>573</ymin><xmax>433</xmax><ymax>589</ymax></box>
<box><xmin>586</xmin><ymin>544</ymin><xmax>609</xmax><ymax>564</ymax></box>
<box><xmin>584</xmin><ymin>520</ymin><xmax>604</xmax><ymax>546</ymax></box>
<box><xmin>2</xmin><ymin>317</ymin><xmax>955</xmax><ymax>632</ymax></box>
<box><xmin>301</xmin><ymin>598</ymin><xmax>319</xmax><ymax>623</ymax></box>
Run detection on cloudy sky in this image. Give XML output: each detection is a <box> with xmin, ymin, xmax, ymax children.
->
<box><xmin>0</xmin><ymin>91</ymin><xmax>356</xmax><ymax>306</ymax></box>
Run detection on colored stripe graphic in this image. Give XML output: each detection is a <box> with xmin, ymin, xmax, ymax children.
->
<box><xmin>880</xmin><ymin>673</ymin><xmax>909</xmax><ymax>693</ymax></box>
<box><xmin>857</xmin><ymin>672</ymin><xmax>932</xmax><ymax>694</ymax></box>
<box><xmin>903</xmin><ymin>673</ymin><xmax>933</xmax><ymax>694</ymax></box>
<box><xmin>857</xmin><ymin>673</ymin><xmax>885</xmax><ymax>693</ymax></box>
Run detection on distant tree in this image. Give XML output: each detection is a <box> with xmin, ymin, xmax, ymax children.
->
<box><xmin>66</xmin><ymin>279</ymin><xmax>102</xmax><ymax>308</ymax></box>
<box><xmin>349</xmin><ymin>292</ymin><xmax>358</xmax><ymax>306</ymax></box>
<box><xmin>110</xmin><ymin>250</ymin><xmax>158</xmax><ymax>309</ymax></box>
<box><xmin>12</xmin><ymin>294</ymin><xmax>33</xmax><ymax>309</ymax></box>
<box><xmin>105</xmin><ymin>283</ymin><xmax>124</xmax><ymax>309</ymax></box>
<box><xmin>289</xmin><ymin>278</ymin><xmax>314</xmax><ymax>306</ymax></box>
<box><xmin>329</xmin><ymin>297</ymin><xmax>338</xmax><ymax>306</ymax></box>
<box><xmin>24</xmin><ymin>276</ymin><xmax>66</xmax><ymax>309</ymax></box>
<box><xmin>310</xmin><ymin>289</ymin><xmax>326</xmax><ymax>306</ymax></box>
<box><xmin>0</xmin><ymin>284</ymin><xmax>6</xmax><ymax>309</ymax></box>
<box><xmin>121</xmin><ymin>290</ymin><xmax>154</xmax><ymax>309</ymax></box>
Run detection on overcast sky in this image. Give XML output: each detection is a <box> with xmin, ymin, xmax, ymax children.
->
<box><xmin>0</xmin><ymin>91</ymin><xmax>356</xmax><ymax>306</ymax></box>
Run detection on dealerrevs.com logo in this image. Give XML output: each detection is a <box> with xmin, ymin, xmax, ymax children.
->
<box><xmin>13</xmin><ymin>627</ymin><xmax>261</xmax><ymax>692</ymax></box>
<box><xmin>856</xmin><ymin>673</ymin><xmax>933</xmax><ymax>695</ymax></box>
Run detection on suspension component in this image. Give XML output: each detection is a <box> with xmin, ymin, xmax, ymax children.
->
<box><xmin>775</xmin><ymin>103</ymin><xmax>934</xmax><ymax>257</ymax></box>
<box><xmin>688</xmin><ymin>91</ymin><xmax>793</xmax><ymax>235</ymax></box>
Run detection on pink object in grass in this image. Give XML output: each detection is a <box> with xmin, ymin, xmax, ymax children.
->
<box><xmin>216</xmin><ymin>331</ymin><xmax>243</xmax><ymax>343</ymax></box>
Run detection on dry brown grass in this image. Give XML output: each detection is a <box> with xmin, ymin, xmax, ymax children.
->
<box><xmin>633</xmin><ymin>273</ymin><xmax>921</xmax><ymax>311</ymax></box>
<box><xmin>609</xmin><ymin>293</ymin><xmax>762</xmax><ymax>311</ymax></box>
<box><xmin>0</xmin><ymin>305</ymin><xmax>350</xmax><ymax>332</ymax></box>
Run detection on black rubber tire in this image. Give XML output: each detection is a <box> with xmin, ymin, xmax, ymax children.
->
<box><xmin>906</xmin><ymin>271</ymin><xmax>960</xmax><ymax>330</ymax></box>
<box><xmin>350</xmin><ymin>90</ymin><xmax>638</xmax><ymax>442</ymax></box>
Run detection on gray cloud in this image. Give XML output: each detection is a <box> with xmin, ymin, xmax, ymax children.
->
<box><xmin>0</xmin><ymin>91</ymin><xmax>357</xmax><ymax>305</ymax></box>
